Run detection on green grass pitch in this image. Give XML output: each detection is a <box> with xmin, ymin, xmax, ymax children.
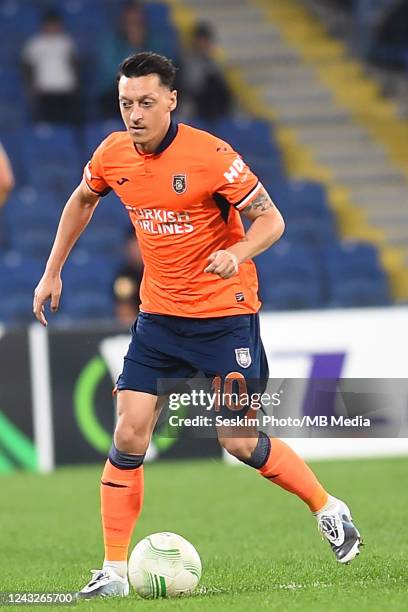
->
<box><xmin>1</xmin><ymin>456</ymin><xmax>408</xmax><ymax>611</ymax></box>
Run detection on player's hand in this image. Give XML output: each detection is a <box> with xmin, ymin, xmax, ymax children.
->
<box><xmin>33</xmin><ymin>272</ymin><xmax>62</xmax><ymax>326</ymax></box>
<box><xmin>204</xmin><ymin>250</ymin><xmax>239</xmax><ymax>279</ymax></box>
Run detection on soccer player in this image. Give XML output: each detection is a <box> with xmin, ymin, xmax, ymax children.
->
<box><xmin>33</xmin><ymin>53</ymin><xmax>362</xmax><ymax>598</ymax></box>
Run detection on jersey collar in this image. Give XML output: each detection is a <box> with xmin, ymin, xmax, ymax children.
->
<box><xmin>155</xmin><ymin>120</ymin><xmax>178</xmax><ymax>154</ymax></box>
<box><xmin>133</xmin><ymin>120</ymin><xmax>178</xmax><ymax>157</ymax></box>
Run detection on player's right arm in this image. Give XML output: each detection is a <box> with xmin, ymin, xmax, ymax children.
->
<box><xmin>33</xmin><ymin>180</ymin><xmax>100</xmax><ymax>326</ymax></box>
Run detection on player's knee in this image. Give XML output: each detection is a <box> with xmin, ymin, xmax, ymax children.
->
<box><xmin>218</xmin><ymin>437</ymin><xmax>254</xmax><ymax>462</ymax></box>
<box><xmin>108</xmin><ymin>443</ymin><xmax>145</xmax><ymax>469</ymax></box>
<box><xmin>114</xmin><ymin>419</ymin><xmax>150</xmax><ymax>455</ymax></box>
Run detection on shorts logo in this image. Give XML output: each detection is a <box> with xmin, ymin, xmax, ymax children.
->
<box><xmin>235</xmin><ymin>347</ymin><xmax>252</xmax><ymax>369</ymax></box>
<box><xmin>173</xmin><ymin>174</ymin><xmax>187</xmax><ymax>194</ymax></box>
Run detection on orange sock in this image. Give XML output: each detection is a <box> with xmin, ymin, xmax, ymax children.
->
<box><xmin>258</xmin><ymin>438</ymin><xmax>328</xmax><ymax>512</ymax></box>
<box><xmin>101</xmin><ymin>459</ymin><xmax>144</xmax><ymax>561</ymax></box>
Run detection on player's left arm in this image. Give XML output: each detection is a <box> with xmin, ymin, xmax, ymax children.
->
<box><xmin>205</xmin><ymin>186</ymin><xmax>284</xmax><ymax>279</ymax></box>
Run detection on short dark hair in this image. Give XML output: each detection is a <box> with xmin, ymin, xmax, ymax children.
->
<box><xmin>117</xmin><ymin>52</ymin><xmax>177</xmax><ymax>89</ymax></box>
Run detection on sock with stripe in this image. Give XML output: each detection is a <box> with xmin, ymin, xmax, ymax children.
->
<box><xmin>244</xmin><ymin>433</ymin><xmax>329</xmax><ymax>512</ymax></box>
<box><xmin>100</xmin><ymin>445</ymin><xmax>145</xmax><ymax>572</ymax></box>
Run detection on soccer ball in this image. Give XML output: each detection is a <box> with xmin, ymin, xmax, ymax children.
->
<box><xmin>128</xmin><ymin>532</ymin><xmax>202</xmax><ymax>598</ymax></box>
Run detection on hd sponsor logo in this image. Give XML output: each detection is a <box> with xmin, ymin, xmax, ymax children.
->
<box><xmin>223</xmin><ymin>157</ymin><xmax>246</xmax><ymax>184</ymax></box>
<box><xmin>125</xmin><ymin>206</ymin><xmax>194</xmax><ymax>235</ymax></box>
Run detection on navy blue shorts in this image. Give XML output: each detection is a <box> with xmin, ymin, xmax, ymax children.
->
<box><xmin>116</xmin><ymin>312</ymin><xmax>269</xmax><ymax>398</ymax></box>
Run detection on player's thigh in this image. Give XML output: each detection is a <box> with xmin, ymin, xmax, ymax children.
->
<box><xmin>114</xmin><ymin>390</ymin><xmax>164</xmax><ymax>452</ymax></box>
<box><xmin>201</xmin><ymin>314</ymin><xmax>268</xmax><ymax>420</ymax></box>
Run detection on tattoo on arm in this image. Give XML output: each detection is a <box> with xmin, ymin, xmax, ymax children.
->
<box><xmin>244</xmin><ymin>191</ymin><xmax>275</xmax><ymax>214</ymax></box>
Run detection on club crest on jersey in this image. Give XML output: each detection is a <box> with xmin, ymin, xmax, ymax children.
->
<box><xmin>235</xmin><ymin>348</ymin><xmax>252</xmax><ymax>369</ymax></box>
<box><xmin>173</xmin><ymin>174</ymin><xmax>187</xmax><ymax>194</ymax></box>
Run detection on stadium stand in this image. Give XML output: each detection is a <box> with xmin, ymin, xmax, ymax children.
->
<box><xmin>0</xmin><ymin>0</ymin><xmax>396</xmax><ymax>324</ymax></box>
<box><xmin>0</xmin><ymin>251</ymin><xmax>44</xmax><ymax>324</ymax></box>
<box><xmin>180</xmin><ymin>0</ymin><xmax>407</xmax><ymax>292</ymax></box>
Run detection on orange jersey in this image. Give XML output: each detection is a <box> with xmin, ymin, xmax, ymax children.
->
<box><xmin>84</xmin><ymin>122</ymin><xmax>263</xmax><ymax>317</ymax></box>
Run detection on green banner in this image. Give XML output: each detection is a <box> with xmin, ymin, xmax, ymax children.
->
<box><xmin>0</xmin><ymin>412</ymin><xmax>37</xmax><ymax>473</ymax></box>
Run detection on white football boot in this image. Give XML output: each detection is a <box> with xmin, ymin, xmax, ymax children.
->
<box><xmin>77</xmin><ymin>567</ymin><xmax>129</xmax><ymax>599</ymax></box>
<box><xmin>316</xmin><ymin>496</ymin><xmax>363</xmax><ymax>563</ymax></box>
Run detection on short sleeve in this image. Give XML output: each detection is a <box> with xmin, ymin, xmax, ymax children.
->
<box><xmin>210</xmin><ymin>141</ymin><xmax>261</xmax><ymax>211</ymax></box>
<box><xmin>83</xmin><ymin>141</ymin><xmax>111</xmax><ymax>197</ymax></box>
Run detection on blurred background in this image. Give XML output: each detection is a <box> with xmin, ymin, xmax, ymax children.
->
<box><xmin>0</xmin><ymin>0</ymin><xmax>408</xmax><ymax>473</ymax></box>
